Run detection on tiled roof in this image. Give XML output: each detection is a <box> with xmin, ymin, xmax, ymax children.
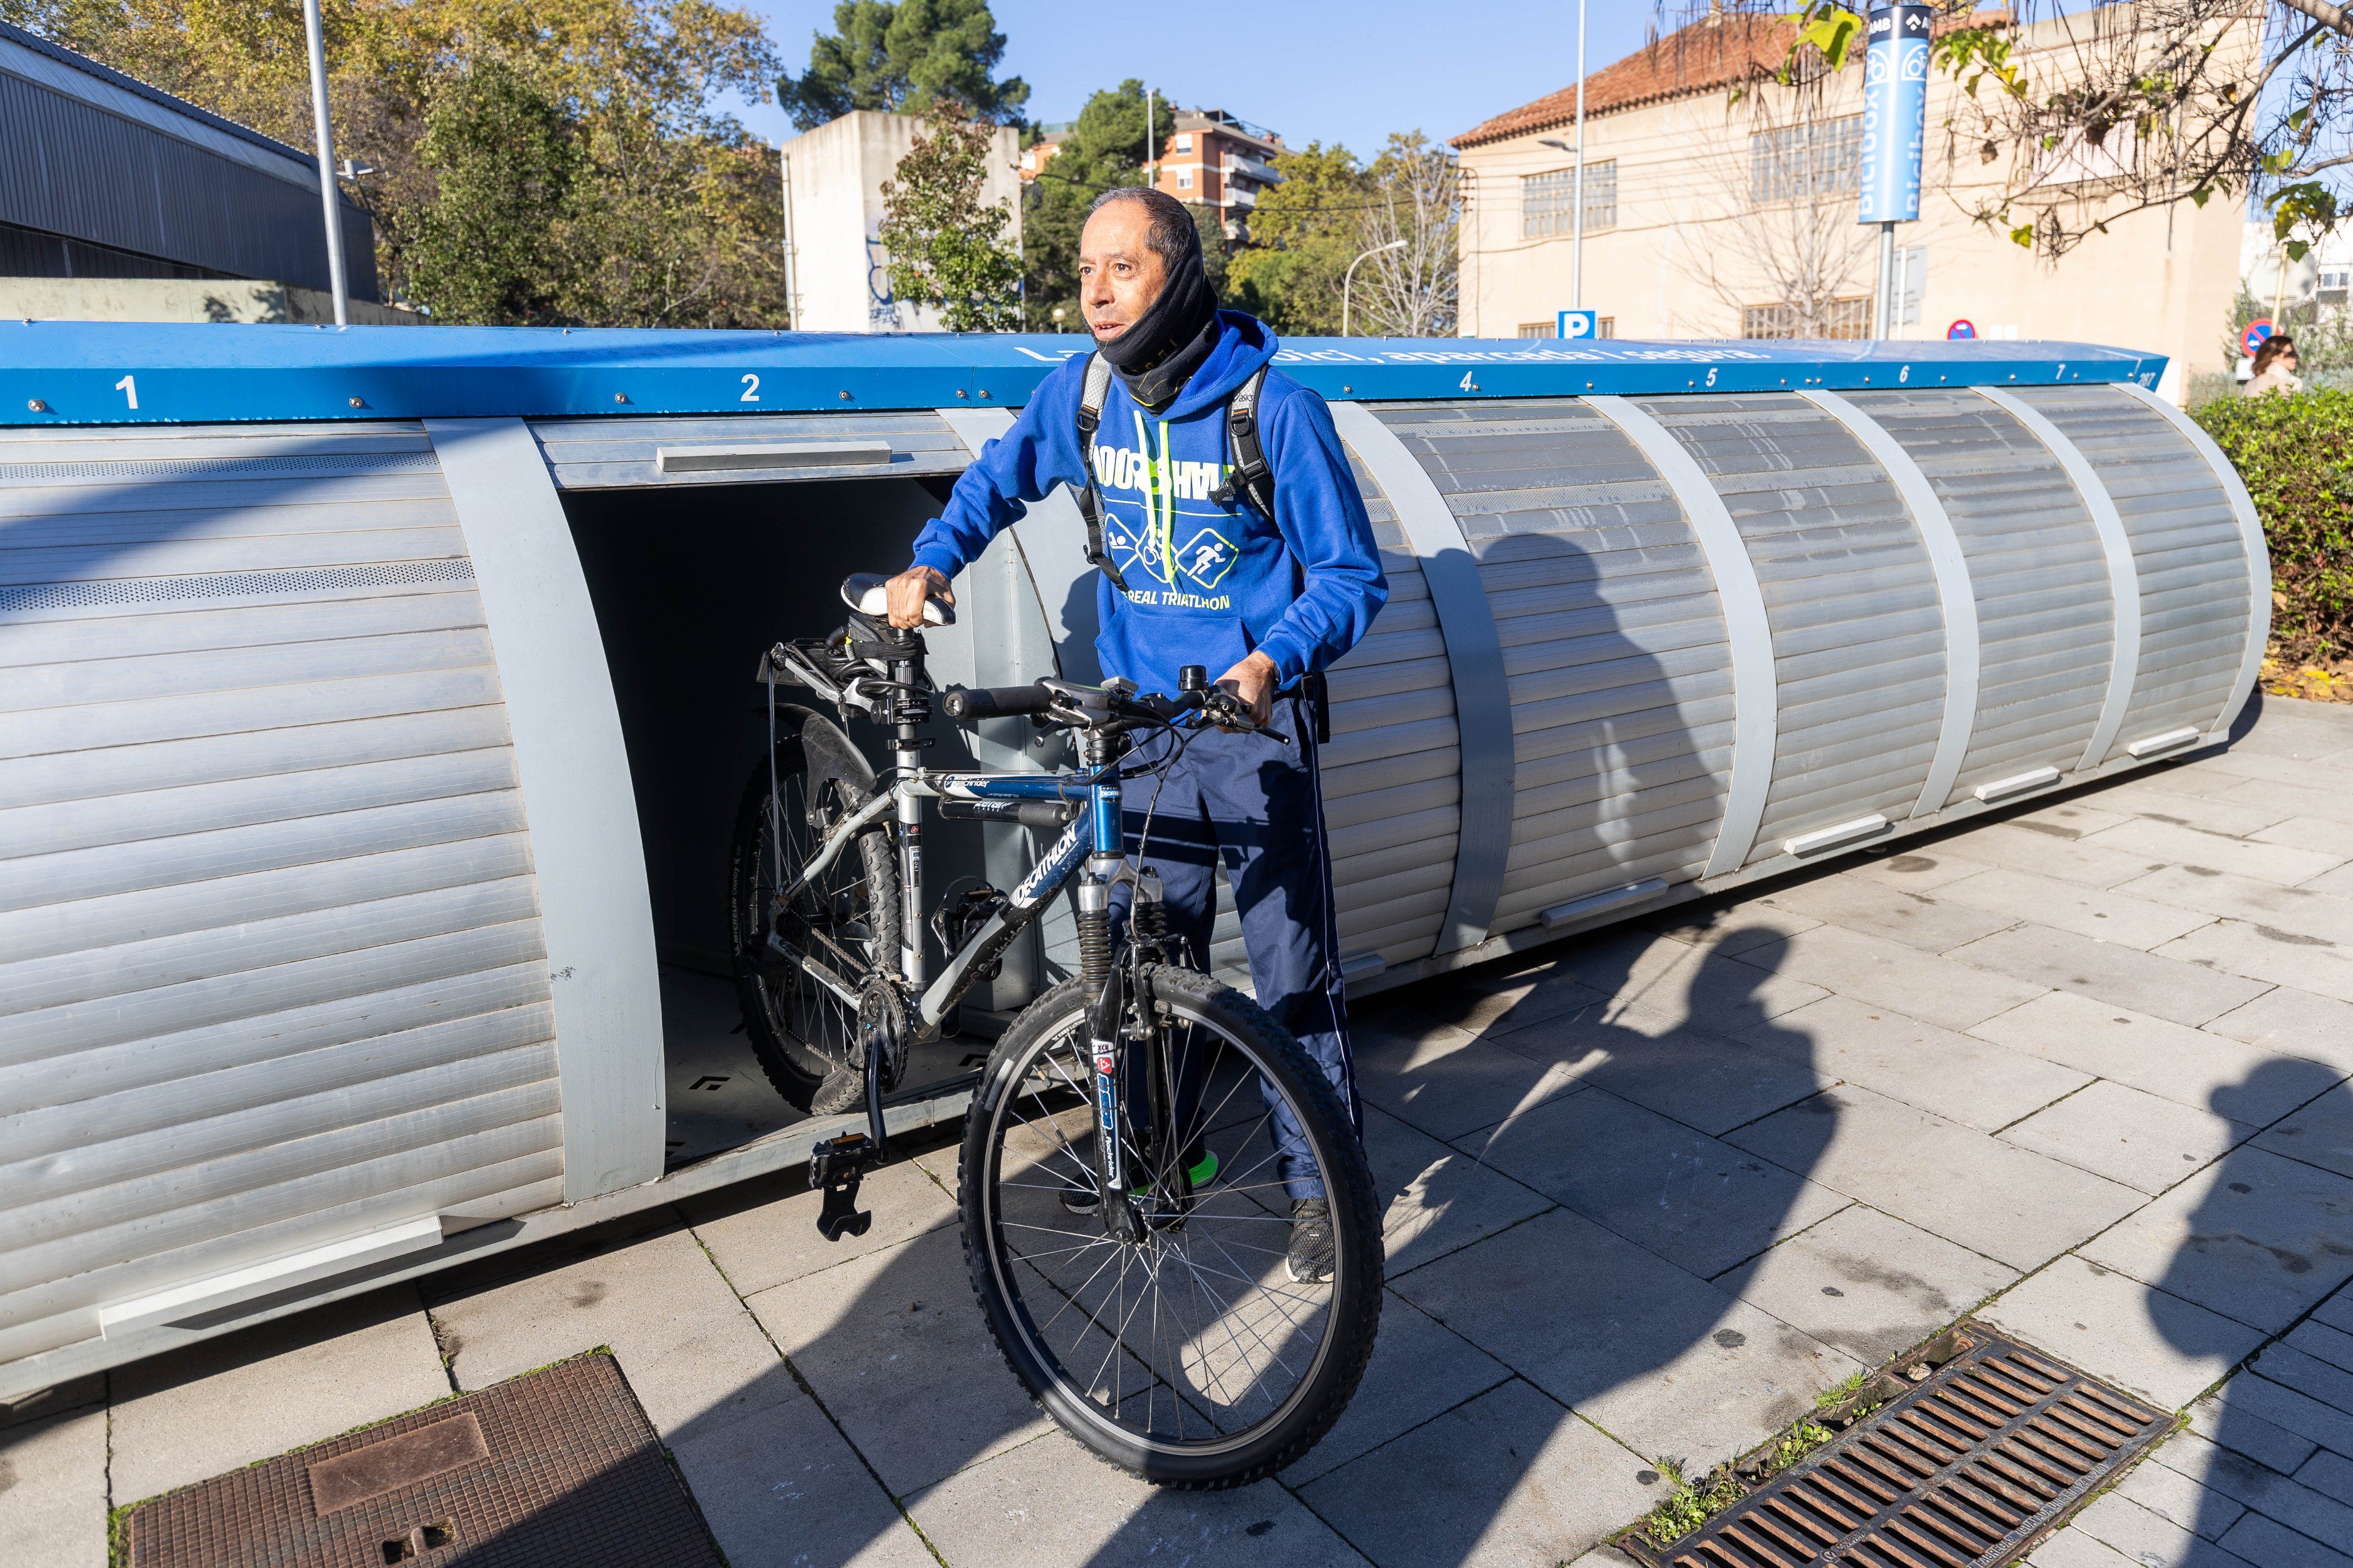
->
<box><xmin>1453</xmin><ymin>9</ymin><xmax>2010</xmax><ymax>149</ymax></box>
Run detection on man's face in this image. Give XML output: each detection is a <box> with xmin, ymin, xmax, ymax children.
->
<box><xmin>1079</xmin><ymin>200</ymin><xmax>1168</xmax><ymax>345</ymax></box>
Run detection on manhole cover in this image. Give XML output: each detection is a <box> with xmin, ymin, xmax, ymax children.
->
<box><xmin>126</xmin><ymin>1351</ymin><xmax>722</xmax><ymax>1567</ymax></box>
<box><xmin>1630</xmin><ymin>1327</ymin><xmax>2170</xmax><ymax>1567</ymax></box>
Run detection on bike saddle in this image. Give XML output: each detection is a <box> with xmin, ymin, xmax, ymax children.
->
<box><xmin>842</xmin><ymin>571</ymin><xmax>953</xmax><ymax>627</ymax></box>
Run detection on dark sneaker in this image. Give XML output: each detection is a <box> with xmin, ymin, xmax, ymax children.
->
<box><xmin>1287</xmin><ymin>1198</ymin><xmax>1334</xmax><ymax>1284</ymax></box>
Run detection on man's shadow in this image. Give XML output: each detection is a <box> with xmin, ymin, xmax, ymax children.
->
<box><xmin>2150</xmin><ymin>1057</ymin><xmax>2353</xmax><ymax>1557</ymax></box>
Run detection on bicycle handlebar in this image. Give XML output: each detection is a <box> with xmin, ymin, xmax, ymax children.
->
<box><xmin>940</xmin><ymin>683</ymin><xmax>1059</xmax><ymax>721</ymax></box>
<box><xmin>941</xmin><ymin>680</ymin><xmax>1289</xmax><ymax>744</ymax></box>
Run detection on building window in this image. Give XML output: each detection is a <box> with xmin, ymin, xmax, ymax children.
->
<box><xmin>1177</xmin><ymin>169</ymin><xmax>1193</xmax><ymax>190</ymax></box>
<box><xmin>1520</xmin><ymin>160</ymin><xmax>1616</xmax><ymax>238</ymax></box>
<box><xmin>1742</xmin><ymin>298</ymin><xmax>1874</xmax><ymax>339</ymax></box>
<box><xmin>1176</xmin><ymin>133</ymin><xmax>1193</xmax><ymax>152</ymax></box>
<box><xmin>1596</xmin><ymin>316</ymin><xmax>1616</xmax><ymax>338</ymax></box>
<box><xmin>1749</xmin><ymin>114</ymin><xmax>1864</xmax><ymax>204</ymax></box>
<box><xmin>1518</xmin><ymin>321</ymin><xmax>1557</xmax><ymax>338</ymax></box>
<box><xmin>2323</xmin><ymin>266</ymin><xmax>2350</xmax><ymax>306</ymax></box>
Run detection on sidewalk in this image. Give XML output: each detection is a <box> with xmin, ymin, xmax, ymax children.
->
<box><xmin>9</xmin><ymin>694</ymin><xmax>2353</xmax><ymax>1568</ymax></box>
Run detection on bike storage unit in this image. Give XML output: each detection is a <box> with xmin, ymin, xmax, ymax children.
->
<box><xmin>0</xmin><ymin>325</ymin><xmax>2259</xmax><ymax>1401</ymax></box>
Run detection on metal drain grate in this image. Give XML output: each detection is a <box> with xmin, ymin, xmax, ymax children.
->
<box><xmin>1635</xmin><ymin>1328</ymin><xmax>2170</xmax><ymax>1568</ymax></box>
<box><xmin>126</xmin><ymin>1351</ymin><xmax>721</xmax><ymax>1568</ymax></box>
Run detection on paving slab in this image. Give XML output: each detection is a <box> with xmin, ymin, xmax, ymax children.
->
<box><xmin>1930</xmin><ymin>820</ymin><xmax>2169</xmax><ymax>889</ymax></box>
<box><xmin>667</xmin><ymin>1381</ymin><xmax>935</xmax><ymax>1568</ymax></box>
<box><xmin>2323</xmin><ymin>1288</ymin><xmax>2353</xmax><ymax>1335</ymax></box>
<box><xmin>2085</xmin><ymin>782</ymin><xmax>2297</xmax><ymax>838</ymax></box>
<box><xmin>1735</xmin><ymin>994</ymin><xmax>2090</xmax><ymax>1133</ymax></box>
<box><xmin>0</xmin><ymin>1405</ymin><xmax>105</xmax><ymax>1568</ymax></box>
<box><xmin>1944</xmin><ymin>922</ymin><xmax>2269</xmax><ymax>1027</ymax></box>
<box><xmin>2254</xmin><ymin>816</ymin><xmax>2353</xmax><ymax>865</ymax></box>
<box><xmin>745</xmin><ymin>1226</ymin><xmax>1051</xmax><ymax>1497</ymax></box>
<box><xmin>2157</xmin><ymin>1427</ymin><xmax>2353</xmax><ymax>1559</ymax></box>
<box><xmin>2201</xmin><ymin>986</ymin><xmax>2353</xmax><ymax>1076</ymax></box>
<box><xmin>2082</xmin><ymin>1146</ymin><xmax>2353</xmax><ymax>1333</ymax></box>
<box><xmin>2158</xmin><ymin>920</ymin><xmax>2353</xmax><ymax>1006</ymax></box>
<box><xmin>2216</xmin><ymin>777</ymin><xmax>2353</xmax><ymax>831</ymax></box>
<box><xmin>1727</xmin><ymin>1204</ymin><xmax>2017</xmax><ymax>1365</ymax></box>
<box><xmin>1638</xmin><ymin>898</ymin><xmax>1822</xmax><ymax>956</ymax></box>
<box><xmin>110</xmin><ymin>1284</ymin><xmax>450</xmax><ymax>1503</ymax></box>
<box><xmin>1935</xmin><ymin>866</ymin><xmax>2219</xmax><ymax>951</ymax></box>
<box><xmin>906</xmin><ymin>1427</ymin><xmax>1370</xmax><ymax>1567</ymax></box>
<box><xmin>427</xmin><ymin>1219</ymin><xmax>761</xmax><ymax>1428</ymax></box>
<box><xmin>2116</xmin><ymin>864</ymin><xmax>2353</xmax><ymax>947</ymax></box>
<box><xmin>2082</xmin><ymin>817</ymin><xmax>2347</xmax><ymax>886</ymax></box>
<box><xmin>2111</xmin><ymin>1443</ymin><xmax>2247</xmax><ymax>1539</ymax></box>
<box><xmin>1730</xmin><ymin>922</ymin><xmax>2050</xmax><ymax>1032</ymax></box>
<box><xmin>2261</xmin><ymin>1091</ymin><xmax>2353</xmax><ymax>1181</ymax></box>
<box><xmin>2012</xmin><ymin>799</ymin><xmax>2139</xmax><ymax>838</ymax></box>
<box><xmin>2072</xmin><ymin>1491</ymin><xmax>2230</xmax><ymax>1565</ymax></box>
<box><xmin>2231</xmin><ymin>1367</ymin><xmax>2353</xmax><ymax>1459</ymax></box>
<box><xmin>1490</xmin><ymin>992</ymin><xmax>1829</xmax><ymax>1136</ymax></box>
<box><xmin>2257</xmin><ymin>1344</ymin><xmax>2353</xmax><ymax>1423</ymax></box>
<box><xmin>1755</xmin><ymin>874</ymin><xmax>2021</xmax><ymax>954</ymax></box>
<box><xmin>1727</xmin><ymin>1084</ymin><xmax>2144</xmax><ymax>1271</ymax></box>
<box><xmin>1298</xmin><ymin>1380</ymin><xmax>1657</xmax><ymax>1568</ymax></box>
<box><xmin>1979</xmin><ymin>1256</ymin><xmax>2265</xmax><ymax>1411</ymax></box>
<box><xmin>1359</xmin><ymin>1103</ymin><xmax>1553</xmax><ymax>1277</ymax></box>
<box><xmin>1969</xmin><ymin>990</ymin><xmax>2326</xmax><ymax>1119</ymax></box>
<box><xmin>2188</xmin><ymin>1388</ymin><xmax>2321</xmax><ymax>1476</ymax></box>
<box><xmin>1279</xmin><ymin>1297</ymin><xmax>1511</xmax><ymax>1485</ymax></box>
<box><xmin>1350</xmin><ymin>1007</ymin><xmax>1586</xmax><ymax>1142</ymax></box>
<box><xmin>1457</xmin><ymin>1085</ymin><xmax>1849</xmax><ymax>1280</ymax></box>
<box><xmin>2001</xmin><ymin>1079</ymin><xmax>2258</xmax><ymax>1195</ymax></box>
<box><xmin>1390</xmin><ymin>1206</ymin><xmax>1862</xmax><ymax>1466</ymax></box>
<box><xmin>681</xmin><ymin>1156</ymin><xmax>959</xmax><ymax>1299</ymax></box>
<box><xmin>2288</xmin><ymin>1320</ymin><xmax>2353</xmax><ymax>1377</ymax></box>
<box><xmin>1400</xmin><ymin>961</ymin><xmax>1619</xmax><ymax>1040</ymax></box>
<box><xmin>1542</xmin><ymin>925</ymin><xmax>1833</xmax><ymax>1036</ymax></box>
<box><xmin>2217</xmin><ymin>1510</ymin><xmax>2353</xmax><ymax>1567</ymax></box>
<box><xmin>1843</xmin><ymin>845</ymin><xmax>1998</xmax><ymax>891</ymax></box>
<box><xmin>0</xmin><ymin>1374</ymin><xmax>101</xmax><ymax>1434</ymax></box>
<box><xmin>2020</xmin><ymin>1528</ymin><xmax>2145</xmax><ymax>1568</ymax></box>
<box><xmin>2302</xmin><ymin>1447</ymin><xmax>2353</xmax><ymax>1508</ymax></box>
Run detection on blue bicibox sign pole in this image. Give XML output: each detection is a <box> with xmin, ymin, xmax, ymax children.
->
<box><xmin>1859</xmin><ymin>2</ymin><xmax>1931</xmax><ymax>340</ymax></box>
<box><xmin>1557</xmin><ymin>309</ymin><xmax>1599</xmax><ymax>340</ymax></box>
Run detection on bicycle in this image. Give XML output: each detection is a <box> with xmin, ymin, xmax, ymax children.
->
<box><xmin>727</xmin><ymin>571</ymin><xmax>1382</xmax><ymax>1487</ymax></box>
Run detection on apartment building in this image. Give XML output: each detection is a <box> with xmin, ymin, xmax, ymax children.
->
<box><xmin>1449</xmin><ymin>6</ymin><xmax>2255</xmax><ymax>399</ymax></box>
<box><xmin>1151</xmin><ymin>109</ymin><xmax>1284</xmax><ymax>217</ymax></box>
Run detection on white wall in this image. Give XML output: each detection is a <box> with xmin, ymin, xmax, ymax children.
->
<box><xmin>782</xmin><ymin>110</ymin><xmax>1022</xmax><ymax>333</ymax></box>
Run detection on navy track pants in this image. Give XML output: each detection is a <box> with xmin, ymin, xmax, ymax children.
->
<box><xmin>1110</xmin><ymin>695</ymin><xmax>1360</xmax><ymax>1200</ymax></box>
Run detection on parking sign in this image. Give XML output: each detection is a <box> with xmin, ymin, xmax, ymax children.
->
<box><xmin>1557</xmin><ymin>310</ymin><xmax>1598</xmax><ymax>339</ymax></box>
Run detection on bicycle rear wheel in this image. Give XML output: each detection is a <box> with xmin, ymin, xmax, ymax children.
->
<box><xmin>726</xmin><ymin>710</ymin><xmax>900</xmax><ymax>1112</ymax></box>
<box><xmin>958</xmin><ymin>965</ymin><xmax>1382</xmax><ymax>1488</ymax></box>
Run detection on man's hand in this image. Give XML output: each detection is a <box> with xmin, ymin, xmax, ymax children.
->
<box><xmin>885</xmin><ymin>565</ymin><xmax>952</xmax><ymax>629</ymax></box>
<box><xmin>1212</xmin><ymin>651</ymin><xmax>1280</xmax><ymax>730</ymax></box>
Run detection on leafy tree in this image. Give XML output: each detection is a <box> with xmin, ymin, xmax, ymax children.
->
<box><xmin>5</xmin><ymin>0</ymin><xmax>789</xmax><ymax>322</ymax></box>
<box><xmin>1020</xmin><ymin>78</ymin><xmax>1151</xmax><ymax>326</ymax></box>
<box><xmin>407</xmin><ymin>63</ymin><xmax>578</xmax><ymax>324</ymax></box>
<box><xmin>878</xmin><ymin>106</ymin><xmax>1022</xmax><ymax>330</ymax></box>
<box><xmin>1228</xmin><ymin>142</ymin><xmax>1372</xmax><ymax>336</ymax></box>
<box><xmin>779</xmin><ymin>0</ymin><xmax>1026</xmax><ymax>130</ymax></box>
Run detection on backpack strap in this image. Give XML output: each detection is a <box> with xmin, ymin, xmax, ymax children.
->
<box><xmin>1209</xmin><ymin>366</ymin><xmax>1275</xmax><ymax>522</ymax></box>
<box><xmin>1072</xmin><ymin>354</ymin><xmax>1129</xmax><ymax>593</ymax></box>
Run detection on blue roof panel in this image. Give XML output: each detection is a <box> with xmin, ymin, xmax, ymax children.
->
<box><xmin>0</xmin><ymin>322</ymin><xmax>2166</xmax><ymax>428</ymax></box>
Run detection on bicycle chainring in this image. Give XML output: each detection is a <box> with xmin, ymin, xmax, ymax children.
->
<box><xmin>855</xmin><ymin>978</ymin><xmax>915</xmax><ymax>1092</ymax></box>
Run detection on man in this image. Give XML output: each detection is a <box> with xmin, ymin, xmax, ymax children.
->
<box><xmin>881</xmin><ymin>186</ymin><xmax>1386</xmax><ymax>1281</ymax></box>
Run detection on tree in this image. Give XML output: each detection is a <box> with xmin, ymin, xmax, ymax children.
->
<box><xmin>1228</xmin><ymin>142</ymin><xmax>1374</xmax><ymax>336</ymax></box>
<box><xmin>406</xmin><ymin>63</ymin><xmax>578</xmax><ymax>325</ymax></box>
<box><xmin>1674</xmin><ymin>95</ymin><xmax>1879</xmax><ymax>337</ymax></box>
<box><xmin>1347</xmin><ymin>133</ymin><xmax>1460</xmax><ymax>337</ymax></box>
<box><xmin>1020</xmin><ymin>78</ymin><xmax>1152</xmax><ymax>326</ymax></box>
<box><xmin>878</xmin><ymin>106</ymin><xmax>1021</xmax><ymax>330</ymax></box>
<box><xmin>779</xmin><ymin>0</ymin><xmax>1026</xmax><ymax>130</ymax></box>
<box><xmin>3</xmin><ymin>0</ymin><xmax>791</xmax><ymax>324</ymax></box>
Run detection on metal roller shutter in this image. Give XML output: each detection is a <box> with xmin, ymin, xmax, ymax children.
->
<box><xmin>1207</xmin><ymin>440</ymin><xmax>1458</xmax><ymax>986</ymax></box>
<box><xmin>0</xmin><ymin>422</ymin><xmax>562</xmax><ymax>1367</ymax></box>
<box><xmin>531</xmin><ymin>411</ymin><xmax>973</xmax><ymax>489</ymax></box>
<box><xmin>2009</xmin><ymin>385</ymin><xmax>2248</xmax><ymax>760</ymax></box>
<box><xmin>1373</xmin><ymin>400</ymin><xmax>1733</xmax><ymax>933</ymax></box>
<box><xmin>1633</xmin><ymin>393</ymin><xmax>1946</xmax><ymax>863</ymax></box>
<box><xmin>1845</xmin><ymin>388</ymin><xmax>2112</xmax><ymax>806</ymax></box>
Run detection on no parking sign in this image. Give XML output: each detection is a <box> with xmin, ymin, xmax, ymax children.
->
<box><xmin>2242</xmin><ymin>319</ymin><xmax>2275</xmax><ymax>357</ymax></box>
<box><xmin>1947</xmin><ymin>319</ymin><xmax>1975</xmax><ymax>341</ymax></box>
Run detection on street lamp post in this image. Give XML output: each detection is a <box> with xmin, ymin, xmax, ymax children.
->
<box><xmin>1535</xmin><ymin>0</ymin><xmax>1588</xmax><ymax>311</ymax></box>
<box><xmin>300</xmin><ymin>0</ymin><xmax>348</xmax><ymax>326</ymax></box>
<box><xmin>1342</xmin><ymin>239</ymin><xmax>1407</xmax><ymax>336</ymax></box>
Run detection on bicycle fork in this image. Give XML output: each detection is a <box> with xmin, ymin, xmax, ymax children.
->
<box><xmin>1074</xmin><ymin>775</ymin><xmax>1147</xmax><ymax>1242</ymax></box>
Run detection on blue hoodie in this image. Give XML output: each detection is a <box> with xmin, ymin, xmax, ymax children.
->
<box><xmin>909</xmin><ymin>312</ymin><xmax>1387</xmax><ymax>699</ymax></box>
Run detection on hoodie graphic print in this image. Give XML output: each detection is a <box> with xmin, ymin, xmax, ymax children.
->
<box><xmin>908</xmin><ymin>311</ymin><xmax>1388</xmax><ymax>700</ymax></box>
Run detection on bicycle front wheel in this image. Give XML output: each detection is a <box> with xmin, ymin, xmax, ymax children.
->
<box><xmin>958</xmin><ymin>965</ymin><xmax>1382</xmax><ymax>1488</ymax></box>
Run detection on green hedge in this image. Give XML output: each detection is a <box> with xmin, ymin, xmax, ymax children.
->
<box><xmin>2194</xmin><ymin>389</ymin><xmax>2353</xmax><ymax>661</ymax></box>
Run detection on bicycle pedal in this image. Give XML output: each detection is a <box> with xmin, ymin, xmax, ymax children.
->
<box><xmin>816</xmin><ymin>1175</ymin><xmax>872</xmax><ymax>1242</ymax></box>
<box><xmin>809</xmin><ymin>1131</ymin><xmax>878</xmax><ymax>1242</ymax></box>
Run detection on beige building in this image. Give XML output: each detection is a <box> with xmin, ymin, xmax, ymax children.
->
<box><xmin>782</xmin><ymin>110</ymin><xmax>1022</xmax><ymax>333</ymax></box>
<box><xmin>1451</xmin><ymin>7</ymin><xmax>2257</xmax><ymax>401</ymax></box>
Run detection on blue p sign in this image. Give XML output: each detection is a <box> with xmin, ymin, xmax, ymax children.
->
<box><xmin>1557</xmin><ymin>310</ymin><xmax>1599</xmax><ymax>339</ymax></box>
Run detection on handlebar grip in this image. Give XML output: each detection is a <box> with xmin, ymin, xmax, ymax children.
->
<box><xmin>941</xmin><ymin>683</ymin><xmax>1058</xmax><ymax>721</ymax></box>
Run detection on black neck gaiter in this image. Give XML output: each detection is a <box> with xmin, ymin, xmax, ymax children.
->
<box><xmin>1098</xmin><ymin>253</ymin><xmax>1219</xmax><ymax>410</ymax></box>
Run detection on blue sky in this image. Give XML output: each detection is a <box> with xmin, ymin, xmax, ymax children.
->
<box><xmin>724</xmin><ymin>0</ymin><xmax>1665</xmax><ymax>154</ymax></box>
